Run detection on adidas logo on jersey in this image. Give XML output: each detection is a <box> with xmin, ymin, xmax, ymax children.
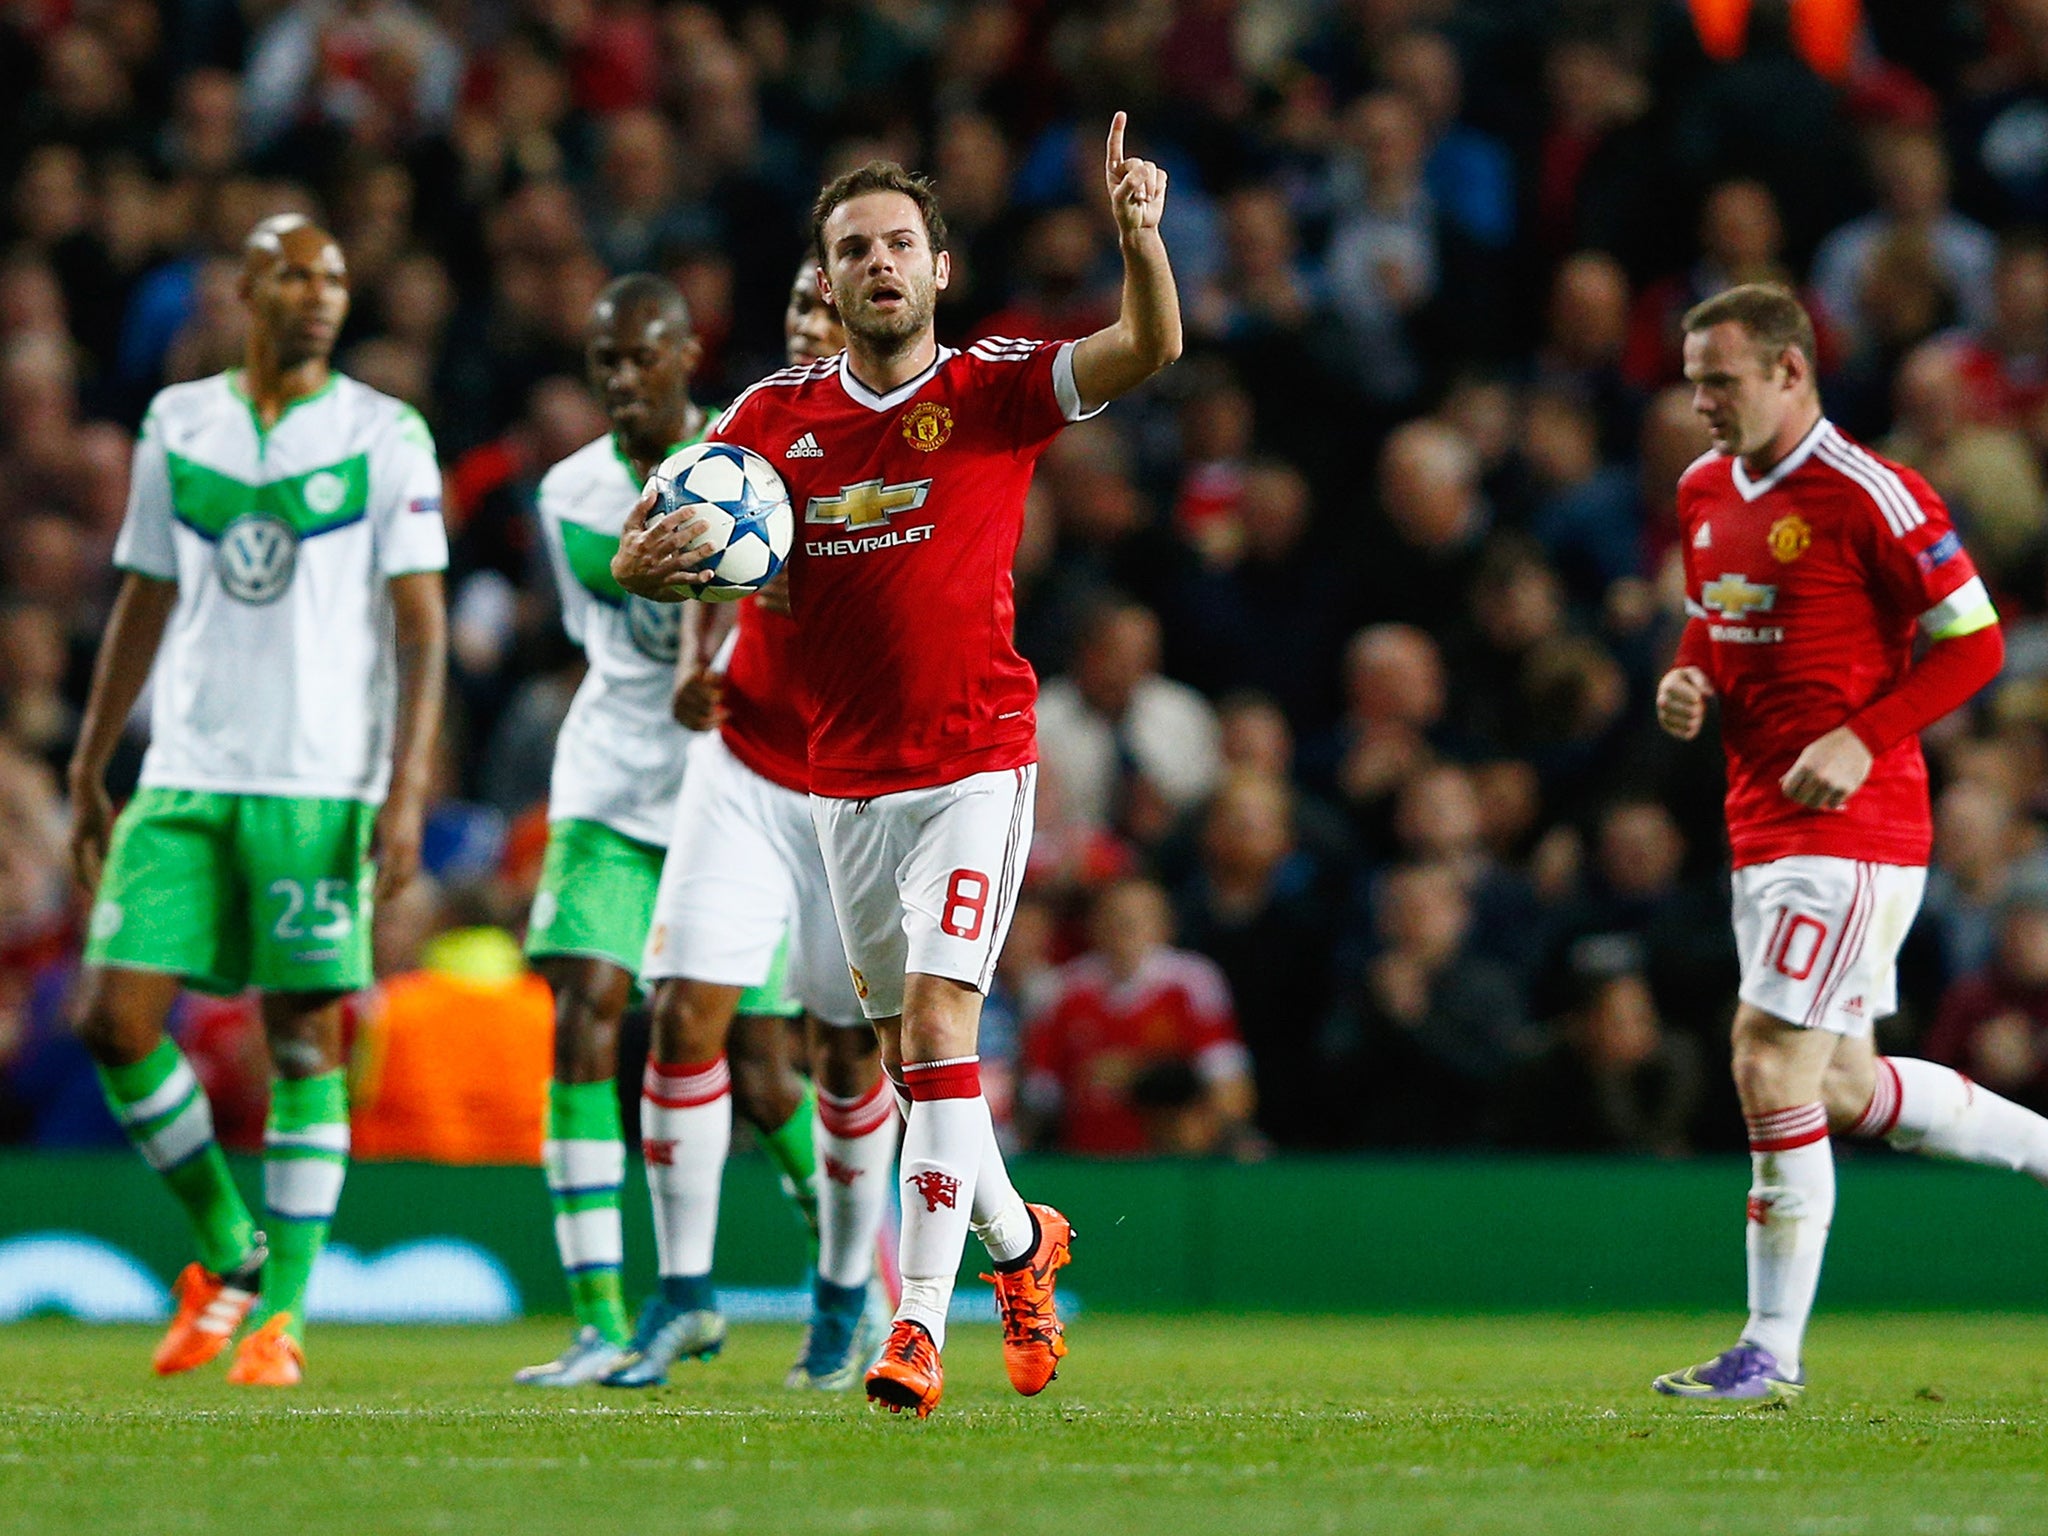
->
<box><xmin>786</xmin><ymin>433</ymin><xmax>824</xmax><ymax>459</ymax></box>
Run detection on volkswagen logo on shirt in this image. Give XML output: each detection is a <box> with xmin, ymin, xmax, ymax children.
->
<box><xmin>215</xmin><ymin>514</ymin><xmax>299</xmax><ymax>604</ymax></box>
<box><xmin>623</xmin><ymin>593</ymin><xmax>682</xmax><ymax>662</ymax></box>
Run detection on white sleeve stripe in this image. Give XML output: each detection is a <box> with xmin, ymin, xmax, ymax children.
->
<box><xmin>1816</xmin><ymin>438</ymin><xmax>1919</xmax><ymax>535</ymax></box>
<box><xmin>1920</xmin><ymin>575</ymin><xmax>1996</xmax><ymax>634</ymax></box>
<box><xmin>1052</xmin><ymin>341</ymin><xmax>1105</xmax><ymax>423</ymax></box>
<box><xmin>1683</xmin><ymin>597</ymin><xmax>1708</xmax><ymax>619</ymax></box>
<box><xmin>714</xmin><ymin>358</ymin><xmax>832</xmax><ymax>429</ymax></box>
<box><xmin>1817</xmin><ymin>437</ymin><xmax>1925</xmax><ymax>537</ymax></box>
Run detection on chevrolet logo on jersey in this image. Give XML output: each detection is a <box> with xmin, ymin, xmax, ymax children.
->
<box><xmin>1701</xmin><ymin>573</ymin><xmax>1777</xmax><ymax>621</ymax></box>
<box><xmin>805</xmin><ymin>478</ymin><xmax>933</xmax><ymax>529</ymax></box>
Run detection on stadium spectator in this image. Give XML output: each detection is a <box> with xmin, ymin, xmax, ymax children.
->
<box><xmin>1176</xmin><ymin>769</ymin><xmax>1337</xmax><ymax>1148</ymax></box>
<box><xmin>1500</xmin><ymin>934</ymin><xmax>1704</xmax><ymax>1155</ymax></box>
<box><xmin>1020</xmin><ymin>877</ymin><xmax>1255</xmax><ymax>1157</ymax></box>
<box><xmin>1882</xmin><ymin>341</ymin><xmax>2048</xmax><ymax>590</ymax></box>
<box><xmin>1326</xmin><ymin>861</ymin><xmax>1536</xmax><ymax>1148</ymax></box>
<box><xmin>1036</xmin><ymin>596</ymin><xmax>1222</xmax><ymax>847</ymax></box>
<box><xmin>1813</xmin><ymin>127</ymin><xmax>1996</xmax><ymax>353</ymax></box>
<box><xmin>1953</xmin><ymin>236</ymin><xmax>2048</xmax><ymax>431</ymax></box>
<box><xmin>1922</xmin><ymin>877</ymin><xmax>2048</xmax><ymax>1116</ymax></box>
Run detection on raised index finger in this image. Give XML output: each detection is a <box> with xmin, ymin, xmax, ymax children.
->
<box><xmin>1107</xmin><ymin>111</ymin><xmax>1127</xmax><ymax>174</ymax></box>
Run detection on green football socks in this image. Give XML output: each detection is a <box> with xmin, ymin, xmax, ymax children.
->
<box><xmin>759</xmin><ymin>1080</ymin><xmax>822</xmax><ymax>1259</ymax></box>
<box><xmin>96</xmin><ymin>1038</ymin><xmax>260</xmax><ymax>1278</ymax></box>
<box><xmin>543</xmin><ymin>1079</ymin><xmax>630</xmax><ymax>1344</ymax></box>
<box><xmin>252</xmin><ymin>1070</ymin><xmax>350</xmax><ymax>1341</ymax></box>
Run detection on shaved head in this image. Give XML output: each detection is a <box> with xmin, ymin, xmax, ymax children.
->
<box><xmin>238</xmin><ymin>214</ymin><xmax>349</xmax><ymax>374</ymax></box>
<box><xmin>592</xmin><ymin>272</ymin><xmax>691</xmax><ymax>336</ymax></box>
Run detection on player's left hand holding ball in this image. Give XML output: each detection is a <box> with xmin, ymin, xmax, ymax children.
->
<box><xmin>612</xmin><ymin>484</ymin><xmax>716</xmax><ymax>600</ymax></box>
<box><xmin>1780</xmin><ymin>725</ymin><xmax>1874</xmax><ymax>812</ymax></box>
<box><xmin>1105</xmin><ymin>111</ymin><xmax>1168</xmax><ymax>238</ymax></box>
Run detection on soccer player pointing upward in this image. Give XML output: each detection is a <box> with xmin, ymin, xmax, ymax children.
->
<box><xmin>618</xmin><ymin>113</ymin><xmax>1181</xmax><ymax>1415</ymax></box>
<box><xmin>68</xmin><ymin>215</ymin><xmax>448</xmax><ymax>1386</ymax></box>
<box><xmin>1654</xmin><ymin>284</ymin><xmax>2048</xmax><ymax>1403</ymax></box>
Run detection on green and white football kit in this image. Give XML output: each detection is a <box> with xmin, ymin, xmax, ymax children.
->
<box><xmin>523</xmin><ymin>428</ymin><xmax>813</xmax><ymax>1374</ymax></box>
<box><xmin>88</xmin><ymin>371</ymin><xmax>448</xmax><ymax>994</ymax></box>
<box><xmin>87</xmin><ymin>369</ymin><xmax>446</xmax><ymax>1348</ymax></box>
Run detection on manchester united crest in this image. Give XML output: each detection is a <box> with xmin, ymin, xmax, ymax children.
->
<box><xmin>901</xmin><ymin>401</ymin><xmax>953</xmax><ymax>452</ymax></box>
<box><xmin>1767</xmin><ymin>513</ymin><xmax>1812</xmax><ymax>564</ymax></box>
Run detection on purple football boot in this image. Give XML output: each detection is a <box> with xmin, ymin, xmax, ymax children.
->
<box><xmin>1653</xmin><ymin>1341</ymin><xmax>1805</xmax><ymax>1402</ymax></box>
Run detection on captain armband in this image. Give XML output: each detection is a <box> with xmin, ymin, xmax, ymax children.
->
<box><xmin>1920</xmin><ymin>576</ymin><xmax>1999</xmax><ymax>640</ymax></box>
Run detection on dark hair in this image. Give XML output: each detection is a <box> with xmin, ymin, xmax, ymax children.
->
<box><xmin>1682</xmin><ymin>282</ymin><xmax>1818</xmax><ymax>373</ymax></box>
<box><xmin>810</xmin><ymin>161</ymin><xmax>948</xmax><ymax>266</ymax></box>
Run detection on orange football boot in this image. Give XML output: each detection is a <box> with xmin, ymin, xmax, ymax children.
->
<box><xmin>225</xmin><ymin>1314</ymin><xmax>304</xmax><ymax>1386</ymax></box>
<box><xmin>864</xmin><ymin>1320</ymin><xmax>943</xmax><ymax>1418</ymax></box>
<box><xmin>983</xmin><ymin>1203</ymin><xmax>1073</xmax><ymax>1395</ymax></box>
<box><xmin>152</xmin><ymin>1263</ymin><xmax>258</xmax><ymax>1376</ymax></box>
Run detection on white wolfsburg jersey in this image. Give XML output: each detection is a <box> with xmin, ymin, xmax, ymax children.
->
<box><xmin>536</xmin><ymin>432</ymin><xmax>709</xmax><ymax>846</ymax></box>
<box><xmin>113</xmin><ymin>371</ymin><xmax>448</xmax><ymax>803</ymax></box>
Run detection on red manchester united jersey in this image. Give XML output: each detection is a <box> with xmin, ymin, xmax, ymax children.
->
<box><xmin>1678</xmin><ymin>418</ymin><xmax>1987</xmax><ymax>869</ymax></box>
<box><xmin>710</xmin><ymin>339</ymin><xmax>1095</xmax><ymax>797</ymax></box>
<box><xmin>720</xmin><ymin>602</ymin><xmax>811</xmax><ymax>794</ymax></box>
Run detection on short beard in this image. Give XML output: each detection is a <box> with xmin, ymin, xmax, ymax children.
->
<box><xmin>844</xmin><ymin>282</ymin><xmax>935</xmax><ymax>358</ymax></box>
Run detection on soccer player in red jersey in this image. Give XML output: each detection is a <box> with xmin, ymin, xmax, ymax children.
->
<box><xmin>1649</xmin><ymin>285</ymin><xmax>2048</xmax><ymax>1402</ymax></box>
<box><xmin>624</xmin><ymin>261</ymin><xmax>900</xmax><ymax>1392</ymax></box>
<box><xmin>617</xmin><ymin>114</ymin><xmax>1181</xmax><ymax>1415</ymax></box>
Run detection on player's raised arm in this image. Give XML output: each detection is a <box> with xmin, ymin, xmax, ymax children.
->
<box><xmin>1070</xmin><ymin>112</ymin><xmax>1184</xmax><ymax>413</ymax></box>
<box><xmin>66</xmin><ymin>572</ymin><xmax>178</xmax><ymax>891</ymax></box>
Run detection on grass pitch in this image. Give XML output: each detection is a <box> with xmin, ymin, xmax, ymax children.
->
<box><xmin>1</xmin><ymin>1314</ymin><xmax>2044</xmax><ymax>1535</ymax></box>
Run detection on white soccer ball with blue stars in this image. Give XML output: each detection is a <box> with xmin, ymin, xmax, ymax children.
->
<box><xmin>647</xmin><ymin>441</ymin><xmax>793</xmax><ymax>603</ymax></box>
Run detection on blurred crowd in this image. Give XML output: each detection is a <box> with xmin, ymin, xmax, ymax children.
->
<box><xmin>12</xmin><ymin>0</ymin><xmax>2048</xmax><ymax>1160</ymax></box>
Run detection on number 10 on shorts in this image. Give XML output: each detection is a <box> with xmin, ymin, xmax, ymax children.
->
<box><xmin>941</xmin><ymin>869</ymin><xmax>989</xmax><ymax>940</ymax></box>
<box><xmin>1766</xmin><ymin>907</ymin><xmax>1827</xmax><ymax>982</ymax></box>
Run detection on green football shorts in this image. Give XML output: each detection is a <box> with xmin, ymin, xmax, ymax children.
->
<box><xmin>527</xmin><ymin>817</ymin><xmax>802</xmax><ymax>1016</ymax></box>
<box><xmin>84</xmin><ymin>788</ymin><xmax>376</xmax><ymax>995</ymax></box>
<box><xmin>526</xmin><ymin>818</ymin><xmax>665</xmax><ymax>974</ymax></box>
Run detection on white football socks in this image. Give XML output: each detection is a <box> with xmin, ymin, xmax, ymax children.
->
<box><xmin>1853</xmin><ymin>1056</ymin><xmax>2048</xmax><ymax>1181</ymax></box>
<box><xmin>815</xmin><ymin>1077</ymin><xmax>899</xmax><ymax>1290</ymax></box>
<box><xmin>641</xmin><ymin>1056</ymin><xmax>731</xmax><ymax>1281</ymax></box>
<box><xmin>972</xmin><ymin>1109</ymin><xmax>1035</xmax><ymax>1265</ymax></box>
<box><xmin>1742</xmin><ymin>1103</ymin><xmax>1834</xmax><ymax>1377</ymax></box>
<box><xmin>894</xmin><ymin>1058</ymin><xmax>989</xmax><ymax>1349</ymax></box>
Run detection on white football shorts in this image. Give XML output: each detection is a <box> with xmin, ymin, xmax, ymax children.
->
<box><xmin>810</xmin><ymin>765</ymin><xmax>1035</xmax><ymax>1020</ymax></box>
<box><xmin>642</xmin><ymin>731</ymin><xmax>864</xmax><ymax>1027</ymax></box>
<box><xmin>1731</xmin><ymin>855</ymin><xmax>1926</xmax><ymax>1036</ymax></box>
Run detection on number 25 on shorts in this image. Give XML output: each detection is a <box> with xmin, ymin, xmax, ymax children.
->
<box><xmin>941</xmin><ymin>869</ymin><xmax>990</xmax><ymax>941</ymax></box>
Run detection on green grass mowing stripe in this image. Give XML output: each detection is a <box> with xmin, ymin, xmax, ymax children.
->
<box><xmin>0</xmin><ymin>1315</ymin><xmax>2043</xmax><ymax>1536</ymax></box>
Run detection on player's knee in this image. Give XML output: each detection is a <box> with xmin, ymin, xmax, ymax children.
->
<box><xmin>649</xmin><ymin>981</ymin><xmax>728</xmax><ymax>1063</ymax></box>
<box><xmin>816</xmin><ymin>1027</ymin><xmax>880</xmax><ymax>1098</ymax></box>
<box><xmin>71</xmin><ymin>997</ymin><xmax>139</xmax><ymax>1063</ymax></box>
<box><xmin>551</xmin><ymin>984</ymin><xmax>621</xmax><ymax>1078</ymax></box>
<box><xmin>1821</xmin><ymin>1061</ymin><xmax>1875</xmax><ymax>1131</ymax></box>
<box><xmin>70</xmin><ymin>974</ymin><xmax>164</xmax><ymax>1065</ymax></box>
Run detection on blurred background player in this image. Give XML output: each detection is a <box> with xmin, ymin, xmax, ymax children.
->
<box><xmin>1652</xmin><ymin>285</ymin><xmax>2048</xmax><ymax>1403</ymax></box>
<box><xmin>66</xmin><ymin>215</ymin><xmax>447</xmax><ymax>1386</ymax></box>
<box><xmin>619</xmin><ymin>260</ymin><xmax>898</xmax><ymax>1392</ymax></box>
<box><xmin>616</xmin><ymin>112</ymin><xmax>1180</xmax><ymax>1416</ymax></box>
<box><xmin>516</xmin><ymin>274</ymin><xmax>823</xmax><ymax>1387</ymax></box>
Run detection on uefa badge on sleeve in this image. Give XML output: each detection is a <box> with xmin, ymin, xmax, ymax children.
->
<box><xmin>215</xmin><ymin>514</ymin><xmax>299</xmax><ymax>604</ymax></box>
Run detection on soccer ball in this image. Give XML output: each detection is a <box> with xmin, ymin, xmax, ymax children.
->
<box><xmin>646</xmin><ymin>441</ymin><xmax>794</xmax><ymax>603</ymax></box>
